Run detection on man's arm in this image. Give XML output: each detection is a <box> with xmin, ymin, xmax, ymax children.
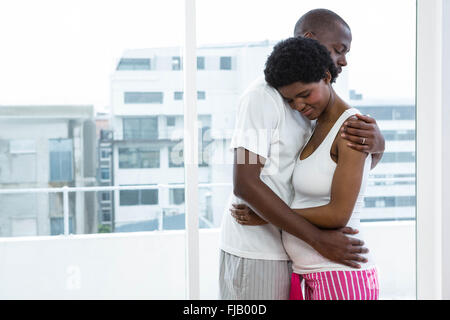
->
<box><xmin>340</xmin><ymin>114</ymin><xmax>385</xmax><ymax>169</ymax></box>
<box><xmin>233</xmin><ymin>147</ymin><xmax>368</xmax><ymax>268</ymax></box>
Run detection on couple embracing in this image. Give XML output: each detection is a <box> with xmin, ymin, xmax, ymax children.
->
<box><xmin>219</xmin><ymin>9</ymin><xmax>385</xmax><ymax>300</ymax></box>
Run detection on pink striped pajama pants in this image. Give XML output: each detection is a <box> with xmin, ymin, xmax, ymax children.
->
<box><xmin>289</xmin><ymin>268</ymin><xmax>379</xmax><ymax>300</ymax></box>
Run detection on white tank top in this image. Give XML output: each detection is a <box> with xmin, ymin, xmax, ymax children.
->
<box><xmin>282</xmin><ymin>108</ymin><xmax>375</xmax><ymax>274</ymax></box>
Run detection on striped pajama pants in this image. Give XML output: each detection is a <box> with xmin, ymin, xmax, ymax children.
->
<box><xmin>219</xmin><ymin>250</ymin><xmax>292</xmax><ymax>300</ymax></box>
<box><xmin>290</xmin><ymin>268</ymin><xmax>379</xmax><ymax>300</ymax></box>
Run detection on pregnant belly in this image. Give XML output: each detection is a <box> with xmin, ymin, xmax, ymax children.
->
<box><xmin>282</xmin><ymin>231</ymin><xmax>330</xmax><ymax>267</ymax></box>
<box><xmin>282</xmin><ymin>219</ymin><xmax>367</xmax><ymax>272</ymax></box>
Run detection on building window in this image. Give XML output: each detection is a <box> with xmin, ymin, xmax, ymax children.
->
<box><xmin>168</xmin><ymin>125</ymin><xmax>210</xmax><ymax>167</ymax></box>
<box><xmin>220</xmin><ymin>56</ymin><xmax>232</xmax><ymax>70</ymax></box>
<box><xmin>141</xmin><ymin>189</ymin><xmax>159</xmax><ymax>205</ymax></box>
<box><xmin>170</xmin><ymin>188</ymin><xmax>185</xmax><ymax>205</ymax></box>
<box><xmin>123</xmin><ymin>117</ymin><xmax>158</xmax><ymax>140</ymax></box>
<box><xmin>101</xmin><ymin>192</ymin><xmax>111</xmax><ymax>201</ymax></box>
<box><xmin>102</xmin><ymin>210</ymin><xmax>112</xmax><ymax>222</ymax></box>
<box><xmin>119</xmin><ymin>147</ymin><xmax>160</xmax><ymax>168</ymax></box>
<box><xmin>167</xmin><ymin>116</ymin><xmax>176</xmax><ymax>127</ymax></box>
<box><xmin>364</xmin><ymin>196</ymin><xmax>416</xmax><ymax>208</ymax></box>
<box><xmin>197</xmin><ymin>56</ymin><xmax>205</xmax><ymax>70</ymax></box>
<box><xmin>119</xmin><ymin>190</ymin><xmax>139</xmax><ymax>206</ymax></box>
<box><xmin>168</xmin><ymin>145</ymin><xmax>184</xmax><ymax>168</ymax></box>
<box><xmin>100</xmin><ymin>130</ymin><xmax>113</xmax><ymax>141</ymax></box>
<box><xmin>173</xmin><ymin>91</ymin><xmax>205</xmax><ymax>100</ymax></box>
<box><xmin>50</xmin><ymin>217</ymin><xmax>73</xmax><ymax>235</ymax></box>
<box><xmin>174</xmin><ymin>91</ymin><xmax>183</xmax><ymax>100</ymax></box>
<box><xmin>380</xmin><ymin>152</ymin><xmax>416</xmax><ymax>163</ymax></box>
<box><xmin>117</xmin><ymin>58</ymin><xmax>151</xmax><ymax>70</ymax></box>
<box><xmin>100</xmin><ymin>149</ymin><xmax>110</xmax><ymax>159</ymax></box>
<box><xmin>49</xmin><ymin>139</ymin><xmax>73</xmax><ymax>182</ymax></box>
<box><xmin>199</xmin><ymin>126</ymin><xmax>211</xmax><ymax>167</ymax></box>
<box><xmin>382</xmin><ymin>130</ymin><xmax>415</xmax><ymax>141</ymax></box>
<box><xmin>197</xmin><ymin>91</ymin><xmax>206</xmax><ymax>100</ymax></box>
<box><xmin>120</xmin><ymin>188</ymin><xmax>158</xmax><ymax>206</ymax></box>
<box><xmin>124</xmin><ymin>92</ymin><xmax>163</xmax><ymax>104</ymax></box>
<box><xmin>100</xmin><ymin>168</ymin><xmax>110</xmax><ymax>180</ymax></box>
<box><xmin>172</xmin><ymin>56</ymin><xmax>182</xmax><ymax>70</ymax></box>
<box><xmin>356</xmin><ymin>106</ymin><xmax>415</xmax><ymax>120</ymax></box>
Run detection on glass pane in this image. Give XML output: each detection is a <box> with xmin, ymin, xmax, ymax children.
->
<box><xmin>0</xmin><ymin>0</ymin><xmax>186</xmax><ymax>299</ymax></box>
<box><xmin>198</xmin><ymin>0</ymin><xmax>416</xmax><ymax>299</ymax></box>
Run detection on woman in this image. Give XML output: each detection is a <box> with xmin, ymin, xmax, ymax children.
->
<box><xmin>263</xmin><ymin>37</ymin><xmax>379</xmax><ymax>300</ymax></box>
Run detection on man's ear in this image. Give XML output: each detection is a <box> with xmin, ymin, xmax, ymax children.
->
<box><xmin>303</xmin><ymin>31</ymin><xmax>316</xmax><ymax>39</ymax></box>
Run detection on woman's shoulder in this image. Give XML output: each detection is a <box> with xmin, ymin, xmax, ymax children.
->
<box><xmin>343</xmin><ymin>107</ymin><xmax>361</xmax><ymax>118</ymax></box>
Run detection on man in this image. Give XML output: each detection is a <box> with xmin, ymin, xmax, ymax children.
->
<box><xmin>219</xmin><ymin>9</ymin><xmax>385</xmax><ymax>300</ymax></box>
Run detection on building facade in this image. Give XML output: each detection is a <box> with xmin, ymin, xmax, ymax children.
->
<box><xmin>0</xmin><ymin>105</ymin><xmax>97</xmax><ymax>236</ymax></box>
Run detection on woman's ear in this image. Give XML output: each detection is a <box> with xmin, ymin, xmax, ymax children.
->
<box><xmin>324</xmin><ymin>71</ymin><xmax>332</xmax><ymax>84</ymax></box>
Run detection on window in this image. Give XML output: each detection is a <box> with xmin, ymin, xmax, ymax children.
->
<box><xmin>169</xmin><ymin>123</ymin><xmax>210</xmax><ymax>167</ymax></box>
<box><xmin>0</xmin><ymin>0</ymin><xmax>188</xmax><ymax>298</ymax></box>
<box><xmin>50</xmin><ymin>217</ymin><xmax>73</xmax><ymax>236</ymax></box>
<box><xmin>123</xmin><ymin>117</ymin><xmax>158</xmax><ymax>140</ymax></box>
<box><xmin>120</xmin><ymin>188</ymin><xmax>158</xmax><ymax>206</ymax></box>
<box><xmin>173</xmin><ymin>91</ymin><xmax>205</xmax><ymax>100</ymax></box>
<box><xmin>100</xmin><ymin>168</ymin><xmax>110</xmax><ymax>180</ymax></box>
<box><xmin>356</xmin><ymin>106</ymin><xmax>415</xmax><ymax>120</ymax></box>
<box><xmin>199</xmin><ymin>126</ymin><xmax>211</xmax><ymax>167</ymax></box>
<box><xmin>141</xmin><ymin>189</ymin><xmax>159</xmax><ymax>205</ymax></box>
<box><xmin>100</xmin><ymin>149</ymin><xmax>111</xmax><ymax>159</ymax></box>
<box><xmin>220</xmin><ymin>56</ymin><xmax>232</xmax><ymax>70</ymax></box>
<box><xmin>170</xmin><ymin>188</ymin><xmax>185</xmax><ymax>205</ymax></box>
<box><xmin>117</xmin><ymin>58</ymin><xmax>151</xmax><ymax>70</ymax></box>
<box><xmin>119</xmin><ymin>190</ymin><xmax>139</xmax><ymax>206</ymax></box>
<box><xmin>197</xmin><ymin>56</ymin><xmax>205</xmax><ymax>70</ymax></box>
<box><xmin>174</xmin><ymin>91</ymin><xmax>183</xmax><ymax>100</ymax></box>
<box><xmin>49</xmin><ymin>139</ymin><xmax>73</xmax><ymax>182</ymax></box>
<box><xmin>197</xmin><ymin>91</ymin><xmax>206</xmax><ymax>100</ymax></box>
<box><xmin>167</xmin><ymin>116</ymin><xmax>176</xmax><ymax>127</ymax></box>
<box><xmin>102</xmin><ymin>211</ymin><xmax>112</xmax><ymax>222</ymax></box>
<box><xmin>197</xmin><ymin>0</ymin><xmax>417</xmax><ymax>300</ymax></box>
<box><xmin>382</xmin><ymin>130</ymin><xmax>415</xmax><ymax>141</ymax></box>
<box><xmin>364</xmin><ymin>196</ymin><xmax>416</xmax><ymax>208</ymax></box>
<box><xmin>172</xmin><ymin>56</ymin><xmax>182</xmax><ymax>70</ymax></box>
<box><xmin>124</xmin><ymin>92</ymin><xmax>163</xmax><ymax>104</ymax></box>
<box><xmin>119</xmin><ymin>147</ymin><xmax>160</xmax><ymax>168</ymax></box>
<box><xmin>168</xmin><ymin>145</ymin><xmax>184</xmax><ymax>168</ymax></box>
<box><xmin>101</xmin><ymin>192</ymin><xmax>111</xmax><ymax>201</ymax></box>
<box><xmin>380</xmin><ymin>152</ymin><xmax>416</xmax><ymax>163</ymax></box>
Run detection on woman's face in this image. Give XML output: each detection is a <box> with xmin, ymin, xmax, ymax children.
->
<box><xmin>277</xmin><ymin>78</ymin><xmax>331</xmax><ymax>120</ymax></box>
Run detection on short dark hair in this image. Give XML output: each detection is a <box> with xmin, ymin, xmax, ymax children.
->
<box><xmin>293</xmin><ymin>8</ymin><xmax>350</xmax><ymax>37</ymax></box>
<box><xmin>264</xmin><ymin>37</ymin><xmax>338</xmax><ymax>89</ymax></box>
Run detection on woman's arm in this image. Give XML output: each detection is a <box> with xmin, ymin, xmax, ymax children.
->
<box><xmin>292</xmin><ymin>135</ymin><xmax>369</xmax><ymax>229</ymax></box>
<box><xmin>233</xmin><ymin>147</ymin><xmax>369</xmax><ymax>268</ymax></box>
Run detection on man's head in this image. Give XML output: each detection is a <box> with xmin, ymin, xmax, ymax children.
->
<box><xmin>293</xmin><ymin>8</ymin><xmax>352</xmax><ymax>74</ymax></box>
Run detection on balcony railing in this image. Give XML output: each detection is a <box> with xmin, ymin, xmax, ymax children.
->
<box><xmin>0</xmin><ymin>183</ymin><xmax>232</xmax><ymax>236</ymax></box>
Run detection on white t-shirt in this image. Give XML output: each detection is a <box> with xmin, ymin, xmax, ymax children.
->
<box><xmin>219</xmin><ymin>77</ymin><xmax>313</xmax><ymax>260</ymax></box>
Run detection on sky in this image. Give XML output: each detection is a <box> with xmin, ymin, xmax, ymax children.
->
<box><xmin>0</xmin><ymin>0</ymin><xmax>416</xmax><ymax>111</ymax></box>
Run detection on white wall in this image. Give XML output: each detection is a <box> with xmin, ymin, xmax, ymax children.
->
<box><xmin>0</xmin><ymin>222</ymin><xmax>414</xmax><ymax>299</ymax></box>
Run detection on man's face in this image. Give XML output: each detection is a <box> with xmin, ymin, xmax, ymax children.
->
<box><xmin>305</xmin><ymin>23</ymin><xmax>352</xmax><ymax>75</ymax></box>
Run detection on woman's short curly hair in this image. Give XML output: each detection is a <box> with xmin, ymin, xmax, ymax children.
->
<box><xmin>264</xmin><ymin>37</ymin><xmax>338</xmax><ymax>89</ymax></box>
